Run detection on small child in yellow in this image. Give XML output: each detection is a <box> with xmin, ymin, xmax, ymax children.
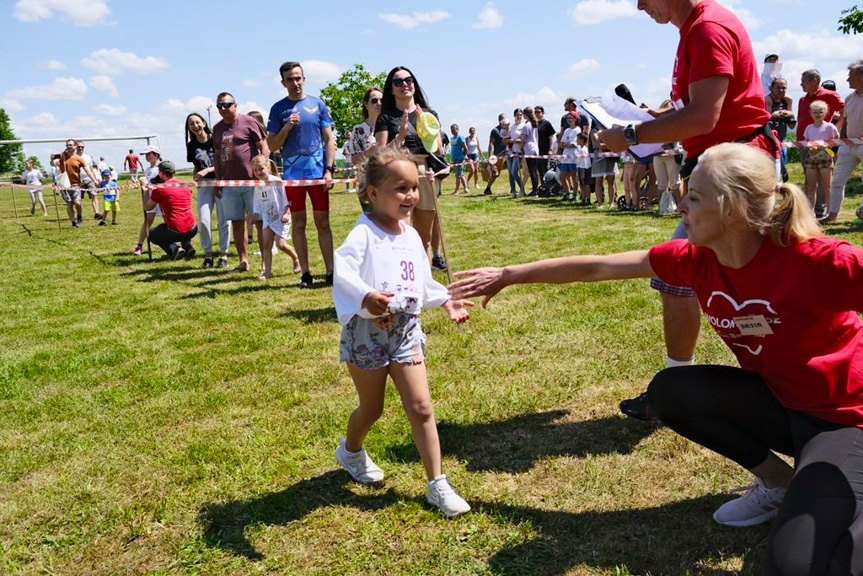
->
<box><xmin>98</xmin><ymin>169</ymin><xmax>119</xmax><ymax>226</ymax></box>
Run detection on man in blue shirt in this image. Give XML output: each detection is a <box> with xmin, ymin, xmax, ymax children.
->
<box><xmin>267</xmin><ymin>61</ymin><xmax>336</xmax><ymax>288</ymax></box>
<box><xmin>449</xmin><ymin>124</ymin><xmax>469</xmax><ymax>194</ymax></box>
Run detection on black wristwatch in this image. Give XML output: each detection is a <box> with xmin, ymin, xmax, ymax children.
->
<box><xmin>325</xmin><ymin>165</ymin><xmax>335</xmax><ymax>173</ymax></box>
<box><xmin>624</xmin><ymin>124</ymin><xmax>639</xmax><ymax>146</ymax></box>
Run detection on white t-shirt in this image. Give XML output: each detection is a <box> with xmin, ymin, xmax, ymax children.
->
<box><xmin>79</xmin><ymin>153</ymin><xmax>96</xmax><ymax>184</ymax></box>
<box><xmin>51</xmin><ymin>166</ymin><xmax>61</xmax><ymax>184</ymax></box>
<box><xmin>23</xmin><ymin>168</ymin><xmax>44</xmax><ymax>187</ymax></box>
<box><xmin>509</xmin><ymin>121</ymin><xmax>528</xmax><ymax>154</ymax></box>
<box><xmin>333</xmin><ymin>213</ymin><xmax>450</xmax><ymax>325</ymax></box>
<box><xmin>466</xmin><ymin>136</ymin><xmax>479</xmax><ymax>156</ymax></box>
<box><xmin>257</xmin><ymin>174</ymin><xmax>289</xmax><ymax>229</ymax></box>
<box><xmin>98</xmin><ymin>160</ymin><xmax>108</xmax><ymax>173</ymax></box>
<box><xmin>560</xmin><ymin>127</ymin><xmax>582</xmax><ymax>164</ymax></box>
<box><xmin>110</xmin><ymin>169</ymin><xmax>119</xmax><ymax>181</ymax></box>
<box><xmin>576</xmin><ymin>145</ymin><xmax>591</xmax><ymax>169</ymax></box>
<box><xmin>524</xmin><ymin>124</ymin><xmax>539</xmax><ymax>155</ymax></box>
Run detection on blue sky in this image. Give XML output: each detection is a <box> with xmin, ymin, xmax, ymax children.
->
<box><xmin>2</xmin><ymin>0</ymin><xmax>858</xmax><ymax>170</ymax></box>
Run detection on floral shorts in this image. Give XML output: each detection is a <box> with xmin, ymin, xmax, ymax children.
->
<box><xmin>804</xmin><ymin>150</ymin><xmax>833</xmax><ymax>170</ymax></box>
<box><xmin>340</xmin><ymin>313</ymin><xmax>426</xmax><ymax>370</ymax></box>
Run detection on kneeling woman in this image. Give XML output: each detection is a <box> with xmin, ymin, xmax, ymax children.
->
<box><xmin>450</xmin><ymin>143</ymin><xmax>863</xmax><ymax>574</ymax></box>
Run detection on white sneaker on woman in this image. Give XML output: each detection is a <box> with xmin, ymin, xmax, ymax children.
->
<box><xmin>712</xmin><ymin>477</ymin><xmax>786</xmax><ymax>527</ymax></box>
<box><xmin>427</xmin><ymin>475</ymin><xmax>471</xmax><ymax>517</ymax></box>
<box><xmin>335</xmin><ymin>438</ymin><xmax>384</xmax><ymax>484</ymax></box>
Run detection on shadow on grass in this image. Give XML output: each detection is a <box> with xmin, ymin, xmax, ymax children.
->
<box><xmin>179</xmin><ymin>284</ymin><xmax>275</xmax><ymax>299</ymax></box>
<box><xmin>384</xmin><ymin>411</ymin><xmax>659</xmax><ymax>473</ymax></box>
<box><xmin>277</xmin><ymin>306</ymin><xmax>337</xmax><ymax>323</ymax></box>
<box><xmin>822</xmin><ymin>220</ymin><xmax>863</xmax><ymax>237</ymax></box>
<box><xmin>120</xmin><ymin>266</ymin><xmax>231</xmax><ymax>282</ymax></box>
<box><xmin>198</xmin><ymin>470</ymin><xmax>765</xmax><ymax>572</ymax></box>
<box><xmin>198</xmin><ymin>469</ymin><xmax>409</xmax><ymax>560</ymax></box>
<box><xmin>478</xmin><ymin>494</ymin><xmax>766</xmax><ymax>575</ymax></box>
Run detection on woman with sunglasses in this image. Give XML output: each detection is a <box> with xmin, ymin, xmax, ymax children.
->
<box><xmin>345</xmin><ymin>87</ymin><xmax>383</xmax><ymax>212</ymax></box>
<box><xmin>375</xmin><ymin>67</ymin><xmax>447</xmax><ymax>271</ymax></box>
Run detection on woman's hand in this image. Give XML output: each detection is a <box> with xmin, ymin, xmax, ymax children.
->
<box><xmin>448</xmin><ymin>267</ymin><xmax>508</xmax><ymax>308</ymax></box>
<box><xmin>194</xmin><ymin>169</ymin><xmax>207</xmax><ymax>182</ymax></box>
<box><xmin>362</xmin><ymin>291</ymin><xmax>395</xmax><ymax>316</ymax></box>
<box><xmin>398</xmin><ymin>109</ymin><xmax>409</xmax><ymax>143</ymax></box>
<box><xmin>281</xmin><ymin>212</ymin><xmax>291</xmax><ymax>224</ymax></box>
<box><xmin>443</xmin><ymin>299</ymin><xmax>474</xmax><ymax>324</ymax></box>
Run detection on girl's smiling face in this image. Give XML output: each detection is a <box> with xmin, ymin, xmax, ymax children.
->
<box><xmin>252</xmin><ymin>160</ymin><xmax>270</xmax><ymax>180</ymax></box>
<box><xmin>368</xmin><ymin>159</ymin><xmax>419</xmax><ymax>224</ymax></box>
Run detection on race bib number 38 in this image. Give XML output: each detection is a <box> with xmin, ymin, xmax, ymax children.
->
<box><xmin>372</xmin><ymin>240</ymin><xmax>421</xmax><ymax>297</ymax></box>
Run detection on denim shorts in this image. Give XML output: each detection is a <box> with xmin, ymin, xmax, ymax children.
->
<box><xmin>340</xmin><ymin>313</ymin><xmax>426</xmax><ymax>370</ymax></box>
<box><xmin>221</xmin><ymin>186</ymin><xmax>255</xmax><ymax>221</ymax></box>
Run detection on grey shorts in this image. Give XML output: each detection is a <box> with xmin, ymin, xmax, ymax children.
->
<box><xmin>650</xmin><ymin>218</ymin><xmax>696</xmax><ymax>297</ymax></box>
<box><xmin>221</xmin><ymin>186</ymin><xmax>255</xmax><ymax>221</ymax></box>
<box><xmin>60</xmin><ymin>186</ymin><xmax>81</xmax><ymax>203</ymax></box>
<box><xmin>79</xmin><ymin>181</ymin><xmax>97</xmax><ymax>198</ymax></box>
<box><xmin>340</xmin><ymin>313</ymin><xmax>426</xmax><ymax>370</ymax></box>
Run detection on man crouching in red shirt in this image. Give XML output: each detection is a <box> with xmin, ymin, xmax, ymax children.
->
<box><xmin>144</xmin><ymin>160</ymin><xmax>198</xmax><ymax>260</ymax></box>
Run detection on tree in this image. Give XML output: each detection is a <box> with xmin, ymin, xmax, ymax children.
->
<box><xmin>319</xmin><ymin>64</ymin><xmax>388</xmax><ymax>147</ymax></box>
<box><xmin>839</xmin><ymin>5</ymin><xmax>863</xmax><ymax>34</ymax></box>
<box><xmin>0</xmin><ymin>109</ymin><xmax>25</xmax><ymax>175</ymax></box>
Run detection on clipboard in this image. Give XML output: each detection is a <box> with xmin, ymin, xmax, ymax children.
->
<box><xmin>578</xmin><ymin>94</ymin><xmax>666</xmax><ymax>161</ymax></box>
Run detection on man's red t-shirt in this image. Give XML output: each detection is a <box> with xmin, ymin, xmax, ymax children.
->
<box><xmin>672</xmin><ymin>0</ymin><xmax>771</xmax><ymax>158</ymax></box>
<box><xmin>649</xmin><ymin>237</ymin><xmax>863</xmax><ymax>427</ymax></box>
<box><xmin>150</xmin><ymin>179</ymin><xmax>196</xmax><ymax>232</ymax></box>
<box><xmin>125</xmin><ymin>154</ymin><xmax>140</xmax><ymax>170</ymax></box>
<box><xmin>796</xmin><ymin>87</ymin><xmax>845</xmax><ymax>142</ymax></box>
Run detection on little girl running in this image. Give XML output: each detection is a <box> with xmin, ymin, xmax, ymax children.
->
<box><xmin>251</xmin><ymin>155</ymin><xmax>301</xmax><ymax>279</ymax></box>
<box><xmin>333</xmin><ymin>147</ymin><xmax>474</xmax><ymax>517</ymax></box>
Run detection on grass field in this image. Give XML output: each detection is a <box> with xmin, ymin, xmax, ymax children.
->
<box><xmin>1</xmin><ymin>164</ymin><xmax>861</xmax><ymax>575</ymax></box>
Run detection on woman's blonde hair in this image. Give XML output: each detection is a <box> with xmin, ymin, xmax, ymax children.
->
<box><xmin>251</xmin><ymin>154</ymin><xmax>278</xmax><ymax>177</ymax></box>
<box><xmin>698</xmin><ymin>143</ymin><xmax>821</xmax><ymax>247</ymax></box>
<box><xmin>357</xmin><ymin>146</ymin><xmax>419</xmax><ymax>204</ymax></box>
<box><xmin>809</xmin><ymin>100</ymin><xmax>828</xmax><ymax>116</ymax></box>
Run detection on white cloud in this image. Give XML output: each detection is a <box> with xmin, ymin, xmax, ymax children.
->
<box><xmin>378</xmin><ymin>10</ymin><xmax>450</xmax><ymax>29</ymax></box>
<box><xmin>565</xmin><ymin>59</ymin><xmax>601</xmax><ymax>79</ymax></box>
<box><xmin>89</xmin><ymin>75</ymin><xmax>119</xmax><ymax>98</ymax></box>
<box><xmin>243</xmin><ymin>79</ymin><xmax>264</xmax><ymax>88</ymax></box>
<box><xmin>93</xmin><ymin>104</ymin><xmax>127</xmax><ymax>116</ymax></box>
<box><xmin>14</xmin><ymin>0</ymin><xmax>111</xmax><ymax>26</ymax></box>
<box><xmin>6</xmin><ymin>76</ymin><xmax>88</xmax><ymax>100</ymax></box>
<box><xmin>300</xmin><ymin>60</ymin><xmax>342</xmax><ymax>85</ymax></box>
<box><xmin>569</xmin><ymin>0</ymin><xmax>638</xmax><ymax>25</ymax></box>
<box><xmin>473</xmin><ymin>2</ymin><xmax>503</xmax><ymax>29</ymax></box>
<box><xmin>753</xmin><ymin>29</ymin><xmax>863</xmax><ymax>63</ymax></box>
<box><xmin>81</xmin><ymin>48</ymin><xmax>169</xmax><ymax>75</ymax></box>
<box><xmin>0</xmin><ymin>99</ymin><xmax>25</xmax><ymax>112</ymax></box>
<box><xmin>42</xmin><ymin>59</ymin><xmax>66</xmax><ymax>70</ymax></box>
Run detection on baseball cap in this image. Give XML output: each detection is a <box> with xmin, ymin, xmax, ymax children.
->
<box><xmin>157</xmin><ymin>160</ymin><xmax>175</xmax><ymax>173</ymax></box>
<box><xmin>416</xmin><ymin>112</ymin><xmax>441</xmax><ymax>154</ymax></box>
<box><xmin>101</xmin><ymin>169</ymin><xmax>111</xmax><ymax>176</ymax></box>
<box><xmin>140</xmin><ymin>145</ymin><xmax>161</xmax><ymax>156</ymax></box>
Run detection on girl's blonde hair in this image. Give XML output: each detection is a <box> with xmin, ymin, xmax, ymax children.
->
<box><xmin>357</xmin><ymin>147</ymin><xmax>419</xmax><ymax>204</ymax></box>
<box><xmin>809</xmin><ymin>100</ymin><xmax>828</xmax><ymax>116</ymax></box>
<box><xmin>251</xmin><ymin>154</ymin><xmax>278</xmax><ymax>177</ymax></box>
<box><xmin>698</xmin><ymin>143</ymin><xmax>821</xmax><ymax>247</ymax></box>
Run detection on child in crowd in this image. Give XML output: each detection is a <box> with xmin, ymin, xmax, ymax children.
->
<box><xmin>98</xmin><ymin>169</ymin><xmax>119</xmax><ymax>226</ymax></box>
<box><xmin>802</xmin><ymin>100</ymin><xmax>840</xmax><ymax>214</ymax></box>
<box><xmin>558</xmin><ymin>112</ymin><xmax>581</xmax><ymax>201</ymax></box>
<box><xmin>575</xmin><ymin>133</ymin><xmax>592</xmax><ymax>205</ymax></box>
<box><xmin>251</xmin><ymin>155</ymin><xmax>301</xmax><ymax>279</ymax></box>
<box><xmin>332</xmin><ymin>147</ymin><xmax>473</xmax><ymax>517</ymax></box>
<box><xmin>134</xmin><ymin>146</ymin><xmax>163</xmax><ymax>255</ymax></box>
<box><xmin>22</xmin><ymin>160</ymin><xmax>48</xmax><ymax>216</ymax></box>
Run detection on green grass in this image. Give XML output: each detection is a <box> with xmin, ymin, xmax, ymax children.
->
<box><xmin>0</xmin><ymin>164</ymin><xmax>861</xmax><ymax>574</ymax></box>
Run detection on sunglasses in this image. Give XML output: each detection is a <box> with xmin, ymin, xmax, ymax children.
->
<box><xmin>216</xmin><ymin>102</ymin><xmax>235</xmax><ymax>110</ymax></box>
<box><xmin>392</xmin><ymin>77</ymin><xmax>414</xmax><ymax>88</ymax></box>
<box><xmin>369</xmin><ymin>97</ymin><xmax>381</xmax><ymax>104</ymax></box>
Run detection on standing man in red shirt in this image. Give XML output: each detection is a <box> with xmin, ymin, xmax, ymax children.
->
<box><xmin>599</xmin><ymin>0</ymin><xmax>778</xmax><ymax>419</ymax></box>
<box><xmin>144</xmin><ymin>161</ymin><xmax>198</xmax><ymax>260</ymax></box>
<box><xmin>796</xmin><ymin>69</ymin><xmax>844</xmax><ymax>218</ymax></box>
<box><xmin>124</xmin><ymin>149</ymin><xmax>140</xmax><ymax>182</ymax></box>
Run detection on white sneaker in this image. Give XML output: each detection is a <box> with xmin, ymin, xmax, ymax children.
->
<box><xmin>427</xmin><ymin>474</ymin><xmax>471</xmax><ymax>517</ymax></box>
<box><xmin>335</xmin><ymin>438</ymin><xmax>384</xmax><ymax>484</ymax></box>
<box><xmin>713</xmin><ymin>477</ymin><xmax>786</xmax><ymax>527</ymax></box>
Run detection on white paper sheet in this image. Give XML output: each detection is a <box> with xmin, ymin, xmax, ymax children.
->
<box><xmin>579</xmin><ymin>93</ymin><xmax>666</xmax><ymax>160</ymax></box>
